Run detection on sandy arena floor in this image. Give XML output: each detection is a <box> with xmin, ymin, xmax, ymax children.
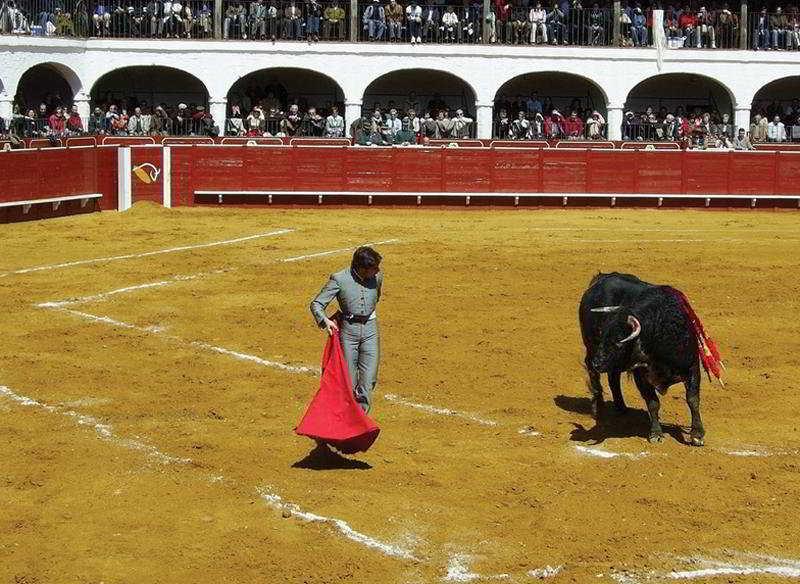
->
<box><xmin>1</xmin><ymin>204</ymin><xmax>799</xmax><ymax>584</ymax></box>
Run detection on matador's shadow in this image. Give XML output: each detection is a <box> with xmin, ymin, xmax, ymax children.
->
<box><xmin>553</xmin><ymin>394</ymin><xmax>687</xmax><ymax>445</ymax></box>
<box><xmin>292</xmin><ymin>443</ymin><xmax>373</xmax><ymax>471</ymax></box>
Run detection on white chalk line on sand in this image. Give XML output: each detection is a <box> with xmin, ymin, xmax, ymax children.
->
<box><xmin>612</xmin><ymin>552</ymin><xmax>800</xmax><ymax>582</ymax></box>
<box><xmin>443</xmin><ymin>552</ymin><xmax>563</xmax><ymax>582</ymax></box>
<box><xmin>0</xmin><ymin>228</ymin><xmax>295</xmax><ymax>277</ymax></box>
<box><xmin>280</xmin><ymin>238</ymin><xmax>402</xmax><ymax>262</ymax></box>
<box><xmin>53</xmin><ymin>308</ymin><xmax>320</xmax><ymax>375</ymax></box>
<box><xmin>0</xmin><ymin>383</ymin><xmax>419</xmax><ymax>562</ymax></box>
<box><xmin>574</xmin><ymin>444</ymin><xmax>649</xmax><ymax>460</ymax></box>
<box><xmin>561</xmin><ymin>238</ymin><xmax>800</xmax><ymax>244</ymax></box>
<box><xmin>383</xmin><ymin>393</ymin><xmax>498</xmax><ymax>427</ymax></box>
<box><xmin>0</xmin><ymin>385</ymin><xmax>190</xmax><ymax>465</ymax></box>
<box><xmin>259</xmin><ymin>488</ymin><xmax>420</xmax><ymax>561</ymax></box>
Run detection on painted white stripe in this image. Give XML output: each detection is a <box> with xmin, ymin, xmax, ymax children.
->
<box><xmin>162</xmin><ymin>146</ymin><xmax>172</xmax><ymax>208</ymax></box>
<box><xmin>668</xmin><ymin>565</ymin><xmax>800</xmax><ymax>579</ymax></box>
<box><xmin>280</xmin><ymin>238</ymin><xmax>401</xmax><ymax>263</ymax></box>
<box><xmin>561</xmin><ymin>238</ymin><xmax>800</xmax><ymax>244</ymax></box>
<box><xmin>443</xmin><ymin>553</ymin><xmax>511</xmax><ymax>582</ymax></box>
<box><xmin>573</xmin><ymin>445</ymin><xmax>648</xmax><ymax>460</ymax></box>
<box><xmin>117</xmin><ymin>146</ymin><xmax>132</xmax><ymax>211</ymax></box>
<box><xmin>2</xmin><ymin>229</ymin><xmax>294</xmax><ymax>276</ymax></box>
<box><xmin>258</xmin><ymin>488</ymin><xmax>418</xmax><ymax>560</ymax></box>
<box><xmin>527</xmin><ymin>565</ymin><xmax>564</xmax><ymax>578</ymax></box>
<box><xmin>0</xmin><ymin>385</ymin><xmax>190</xmax><ymax>465</ymax></box>
<box><xmin>37</xmin><ymin>270</ymin><xmax>228</xmax><ymax>308</ymax></box>
<box><xmin>383</xmin><ymin>393</ymin><xmax>498</xmax><ymax>426</ymax></box>
<box><xmin>51</xmin><ymin>308</ymin><xmax>319</xmax><ymax>375</ymax></box>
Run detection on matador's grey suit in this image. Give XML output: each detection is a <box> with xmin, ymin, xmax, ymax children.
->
<box><xmin>310</xmin><ymin>267</ymin><xmax>383</xmax><ymax>413</ymax></box>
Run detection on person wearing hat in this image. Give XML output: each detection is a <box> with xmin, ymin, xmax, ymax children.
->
<box><xmin>362</xmin><ymin>0</ymin><xmax>385</xmax><ymax>40</ymax></box>
<box><xmin>310</xmin><ymin>246</ymin><xmax>384</xmax><ymax>413</ymax></box>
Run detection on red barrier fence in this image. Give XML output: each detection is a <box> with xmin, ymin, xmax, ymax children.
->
<box><xmin>171</xmin><ymin>146</ymin><xmax>800</xmax><ymax>206</ymax></box>
<box><xmin>0</xmin><ymin>147</ymin><xmax>118</xmax><ymax>222</ymax></box>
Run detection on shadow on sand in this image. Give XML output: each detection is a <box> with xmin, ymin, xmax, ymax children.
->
<box><xmin>553</xmin><ymin>394</ymin><xmax>688</xmax><ymax>445</ymax></box>
<box><xmin>292</xmin><ymin>443</ymin><xmax>373</xmax><ymax>471</ymax></box>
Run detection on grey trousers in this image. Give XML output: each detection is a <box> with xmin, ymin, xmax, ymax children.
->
<box><xmin>340</xmin><ymin>320</ymin><xmax>379</xmax><ymax>413</ymax></box>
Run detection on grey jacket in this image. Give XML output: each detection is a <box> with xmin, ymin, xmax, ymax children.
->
<box><xmin>310</xmin><ymin>267</ymin><xmax>383</xmax><ymax>327</ymax></box>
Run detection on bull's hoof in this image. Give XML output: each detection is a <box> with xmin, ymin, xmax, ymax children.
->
<box><xmin>690</xmin><ymin>434</ymin><xmax>705</xmax><ymax>447</ymax></box>
<box><xmin>648</xmin><ymin>432</ymin><xmax>664</xmax><ymax>444</ymax></box>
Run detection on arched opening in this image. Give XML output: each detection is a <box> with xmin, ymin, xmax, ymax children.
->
<box><xmin>493</xmin><ymin>72</ymin><xmax>608</xmax><ymax>140</ymax></box>
<box><xmin>752</xmin><ymin>77</ymin><xmax>800</xmax><ymax>142</ymax></box>
<box><xmin>15</xmin><ymin>63</ymin><xmax>81</xmax><ymax>115</ymax></box>
<box><xmin>90</xmin><ymin>66</ymin><xmax>210</xmax><ymax>136</ymax></box>
<box><xmin>361</xmin><ymin>69</ymin><xmax>477</xmax><ymax>140</ymax></box>
<box><xmin>226</xmin><ymin>68</ymin><xmax>345</xmax><ymax>137</ymax></box>
<box><xmin>623</xmin><ymin>74</ymin><xmax>735</xmax><ymax>142</ymax></box>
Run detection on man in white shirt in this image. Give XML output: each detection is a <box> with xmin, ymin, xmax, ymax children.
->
<box><xmin>529</xmin><ymin>1</ymin><xmax>547</xmax><ymax>43</ymax></box>
<box><xmin>325</xmin><ymin>105</ymin><xmax>345</xmax><ymax>137</ymax></box>
<box><xmin>406</xmin><ymin>0</ymin><xmax>422</xmax><ymax>42</ymax></box>
<box><xmin>441</xmin><ymin>5</ymin><xmax>458</xmax><ymax>41</ymax></box>
<box><xmin>451</xmin><ymin>108</ymin><xmax>473</xmax><ymax>138</ymax></box>
<box><xmin>767</xmin><ymin>115</ymin><xmax>787</xmax><ymax>142</ymax></box>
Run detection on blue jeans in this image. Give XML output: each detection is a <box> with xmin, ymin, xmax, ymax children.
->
<box><xmin>306</xmin><ymin>15</ymin><xmax>319</xmax><ymax>35</ymax></box>
<box><xmin>367</xmin><ymin>18</ymin><xmax>385</xmax><ymax>39</ymax></box>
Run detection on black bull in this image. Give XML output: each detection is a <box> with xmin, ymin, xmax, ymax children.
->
<box><xmin>578</xmin><ymin>272</ymin><xmax>706</xmax><ymax>446</ymax></box>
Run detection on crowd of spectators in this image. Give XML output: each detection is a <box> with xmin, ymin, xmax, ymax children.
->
<box><xmin>751</xmin><ymin>6</ymin><xmax>800</xmax><ymax>49</ymax></box>
<box><xmin>2</xmin><ymin>97</ymin><xmax>218</xmax><ymax>138</ymax></box>
<box><xmin>226</xmin><ymin>101</ymin><xmax>347</xmax><ymax>136</ymax></box>
<box><xmin>223</xmin><ymin>0</ymin><xmax>347</xmax><ymax>40</ymax></box>
<box><xmin>494</xmin><ymin>93</ymin><xmax>607</xmax><ymax>139</ymax></box>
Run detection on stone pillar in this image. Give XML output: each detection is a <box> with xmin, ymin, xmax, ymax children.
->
<box><xmin>214</xmin><ymin>0</ymin><xmax>223</xmax><ymax>39</ymax></box>
<box><xmin>345</xmin><ymin>100</ymin><xmax>362</xmax><ymax>137</ymax></box>
<box><xmin>350</xmin><ymin>0</ymin><xmax>358</xmax><ymax>42</ymax></box>
<box><xmin>0</xmin><ymin>92</ymin><xmax>13</xmax><ymax>126</ymax></box>
<box><xmin>607</xmin><ymin>104</ymin><xmax>624</xmax><ymax>141</ymax></box>
<box><xmin>613</xmin><ymin>0</ymin><xmax>621</xmax><ymax>46</ymax></box>
<box><xmin>209</xmin><ymin>97</ymin><xmax>227</xmax><ymax>135</ymax></box>
<box><xmin>739</xmin><ymin>1</ymin><xmax>748</xmax><ymax>49</ymax></box>
<box><xmin>74</xmin><ymin>92</ymin><xmax>91</xmax><ymax>120</ymax></box>
<box><xmin>482</xmin><ymin>0</ymin><xmax>491</xmax><ymax>43</ymax></box>
<box><xmin>735</xmin><ymin>106</ymin><xmax>751</xmax><ymax>134</ymax></box>
<box><xmin>475</xmin><ymin>101</ymin><xmax>494</xmax><ymax>140</ymax></box>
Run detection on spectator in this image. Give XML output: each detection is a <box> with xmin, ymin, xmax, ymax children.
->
<box><xmin>496</xmin><ymin>108</ymin><xmax>511</xmax><ymax>138</ymax></box>
<box><xmin>695</xmin><ymin>6</ymin><xmax>715</xmax><ymax>48</ymax></box>
<box><xmin>547</xmin><ymin>2</ymin><xmax>566</xmax><ymax>44</ymax></box>
<box><xmin>224</xmin><ymin>2</ymin><xmax>246</xmax><ymax>38</ymax></box>
<box><xmin>750</xmin><ymin>113</ymin><xmax>767</xmax><ymax>141</ymax></box>
<box><xmin>250</xmin><ymin>0</ymin><xmax>267</xmax><ymax>40</ymax></box>
<box><xmin>451</xmin><ymin>108</ymin><xmax>473</xmax><ymax>138</ymax></box>
<box><xmin>385</xmin><ymin>107</ymin><xmax>402</xmax><ymax>141</ymax></box>
<box><xmin>678</xmin><ymin>5</ymin><xmax>696</xmax><ymax>45</ymax></box>
<box><xmin>306</xmin><ymin>0</ymin><xmax>321</xmax><ymax>42</ymax></box>
<box><xmin>323</xmin><ymin>0</ymin><xmax>345</xmax><ymax>40</ymax></box>
<box><xmin>767</xmin><ymin>114</ymin><xmax>787</xmax><ymax>142</ymax></box>
<box><xmin>586</xmin><ymin>110</ymin><xmax>605</xmax><ymax>138</ymax></box>
<box><xmin>88</xmin><ymin>106</ymin><xmax>106</xmax><ymax>134</ymax></box>
<box><xmin>733</xmin><ymin>127</ymin><xmax>755</xmax><ymax>150</ymax></box>
<box><xmin>631</xmin><ymin>5</ymin><xmax>646</xmax><ymax>46</ymax></box>
<box><xmin>246</xmin><ymin>106</ymin><xmax>265</xmax><ymax>135</ymax></box>
<box><xmin>716</xmin><ymin>4</ymin><xmax>737</xmax><ymax>48</ymax></box>
<box><xmin>771</xmin><ymin>6</ymin><xmax>788</xmax><ymax>49</ymax></box>
<box><xmin>715</xmin><ymin>112</ymin><xmax>734</xmax><ymax>140</ymax></box>
<box><xmin>55</xmin><ymin>7</ymin><xmax>75</xmax><ymax>35</ymax></box>
<box><xmin>563</xmin><ymin>109</ymin><xmax>584</xmax><ymax>138</ymax></box>
<box><xmin>510</xmin><ymin>111</ymin><xmax>530</xmax><ymax>139</ymax></box>
<box><xmin>93</xmin><ymin>1</ymin><xmax>110</xmax><ymax>35</ymax></box>
<box><xmin>510</xmin><ymin>3</ymin><xmax>528</xmax><ymax>43</ymax></box>
<box><xmin>151</xmin><ymin>105</ymin><xmax>172</xmax><ymax>135</ymax></box>
<box><xmin>386</xmin><ymin>0</ymin><xmax>403</xmax><ymax>41</ymax></box>
<box><xmin>227</xmin><ymin>104</ymin><xmax>246</xmax><ymax>135</ymax></box>
<box><xmin>281</xmin><ymin>103</ymin><xmax>302</xmax><ymax>135</ymax></box>
<box><xmin>66</xmin><ymin>104</ymin><xmax>83</xmax><ymax>134</ymax></box>
<box><xmin>324</xmin><ymin>105</ymin><xmax>344</xmax><ymax>137</ymax></box>
<box><xmin>112</xmin><ymin>108</ymin><xmax>129</xmax><ymax>135</ymax></box>
<box><xmin>197</xmin><ymin>3</ymin><xmax>212</xmax><ymax>37</ymax></box>
<box><xmin>421</xmin><ymin>3</ymin><xmax>439</xmax><ymax>41</ymax></box>
<box><xmin>406</xmin><ymin>0</ymin><xmax>422</xmax><ymax>43</ymax></box>
<box><xmin>174</xmin><ymin>103</ymin><xmax>191</xmax><ymax>134</ymax></box>
<box><xmin>544</xmin><ymin>109</ymin><xmax>564</xmax><ymax>138</ymax></box>
<box><xmin>363</xmin><ymin>0</ymin><xmax>385</xmax><ymax>40</ymax></box>
<box><xmin>441</xmin><ymin>5</ymin><xmax>458</xmax><ymax>42</ymax></box>
<box><xmin>402</xmin><ymin>108</ymin><xmax>420</xmax><ymax>141</ymax></box>
<box><xmin>284</xmin><ymin>0</ymin><xmax>302</xmax><ymax>39</ymax></box>
<box><xmin>127</xmin><ymin>106</ymin><xmax>148</xmax><ymax>135</ymax></box>
<box><xmin>529</xmin><ymin>1</ymin><xmax>547</xmax><ymax>43</ymax></box>
<box><xmin>587</xmin><ymin>3</ymin><xmax>605</xmax><ymax>45</ymax></box>
<box><xmin>303</xmin><ymin>106</ymin><xmax>324</xmax><ymax>135</ymax></box>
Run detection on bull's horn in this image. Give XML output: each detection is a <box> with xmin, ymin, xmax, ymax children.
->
<box><xmin>617</xmin><ymin>315</ymin><xmax>641</xmax><ymax>345</ymax></box>
<box><xmin>591</xmin><ymin>306</ymin><xmax>621</xmax><ymax>313</ymax></box>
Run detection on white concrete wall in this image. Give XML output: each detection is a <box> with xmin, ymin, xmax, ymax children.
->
<box><xmin>1</xmin><ymin>36</ymin><xmax>800</xmax><ymax>138</ymax></box>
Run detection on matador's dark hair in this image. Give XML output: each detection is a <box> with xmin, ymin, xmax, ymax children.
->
<box><xmin>352</xmin><ymin>246</ymin><xmax>382</xmax><ymax>270</ymax></box>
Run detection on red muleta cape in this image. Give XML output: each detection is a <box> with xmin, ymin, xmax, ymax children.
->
<box><xmin>294</xmin><ymin>332</ymin><xmax>380</xmax><ymax>454</ymax></box>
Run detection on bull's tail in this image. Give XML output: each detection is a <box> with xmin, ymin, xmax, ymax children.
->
<box><xmin>663</xmin><ymin>286</ymin><xmax>725</xmax><ymax>386</ymax></box>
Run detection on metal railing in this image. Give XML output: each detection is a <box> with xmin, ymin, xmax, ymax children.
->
<box><xmin>488</xmin><ymin>5</ymin><xmax>611</xmax><ymax>46</ymax></box>
<box><xmin>225</xmin><ymin>111</ymin><xmax>346</xmax><ymax>136</ymax></box>
<box><xmin>2</xmin><ymin>112</ymin><xmax>219</xmax><ymax>137</ymax></box>
<box><xmin>221</xmin><ymin>0</ymin><xmax>348</xmax><ymax>40</ymax></box>
<box><xmin>492</xmin><ymin>112</ymin><xmax>607</xmax><ymax>140</ymax></box>
<box><xmin>358</xmin><ymin>2</ymin><xmax>482</xmax><ymax>43</ymax></box>
<box><xmin>748</xmin><ymin>10</ymin><xmax>800</xmax><ymax>50</ymax></box>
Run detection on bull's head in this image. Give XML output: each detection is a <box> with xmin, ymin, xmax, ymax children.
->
<box><xmin>590</xmin><ymin>309</ymin><xmax>642</xmax><ymax>372</ymax></box>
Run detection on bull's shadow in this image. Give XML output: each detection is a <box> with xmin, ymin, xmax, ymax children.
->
<box><xmin>292</xmin><ymin>443</ymin><xmax>372</xmax><ymax>471</ymax></box>
<box><xmin>554</xmin><ymin>394</ymin><xmax>687</xmax><ymax>445</ymax></box>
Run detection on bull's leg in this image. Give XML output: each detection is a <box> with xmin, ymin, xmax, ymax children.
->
<box><xmin>586</xmin><ymin>356</ymin><xmax>604</xmax><ymax>419</ymax></box>
<box><xmin>633</xmin><ymin>370</ymin><xmax>663</xmax><ymax>443</ymax></box>
<box><xmin>608</xmin><ymin>370</ymin><xmax>628</xmax><ymax>414</ymax></box>
<box><xmin>685</xmin><ymin>364</ymin><xmax>705</xmax><ymax>447</ymax></box>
